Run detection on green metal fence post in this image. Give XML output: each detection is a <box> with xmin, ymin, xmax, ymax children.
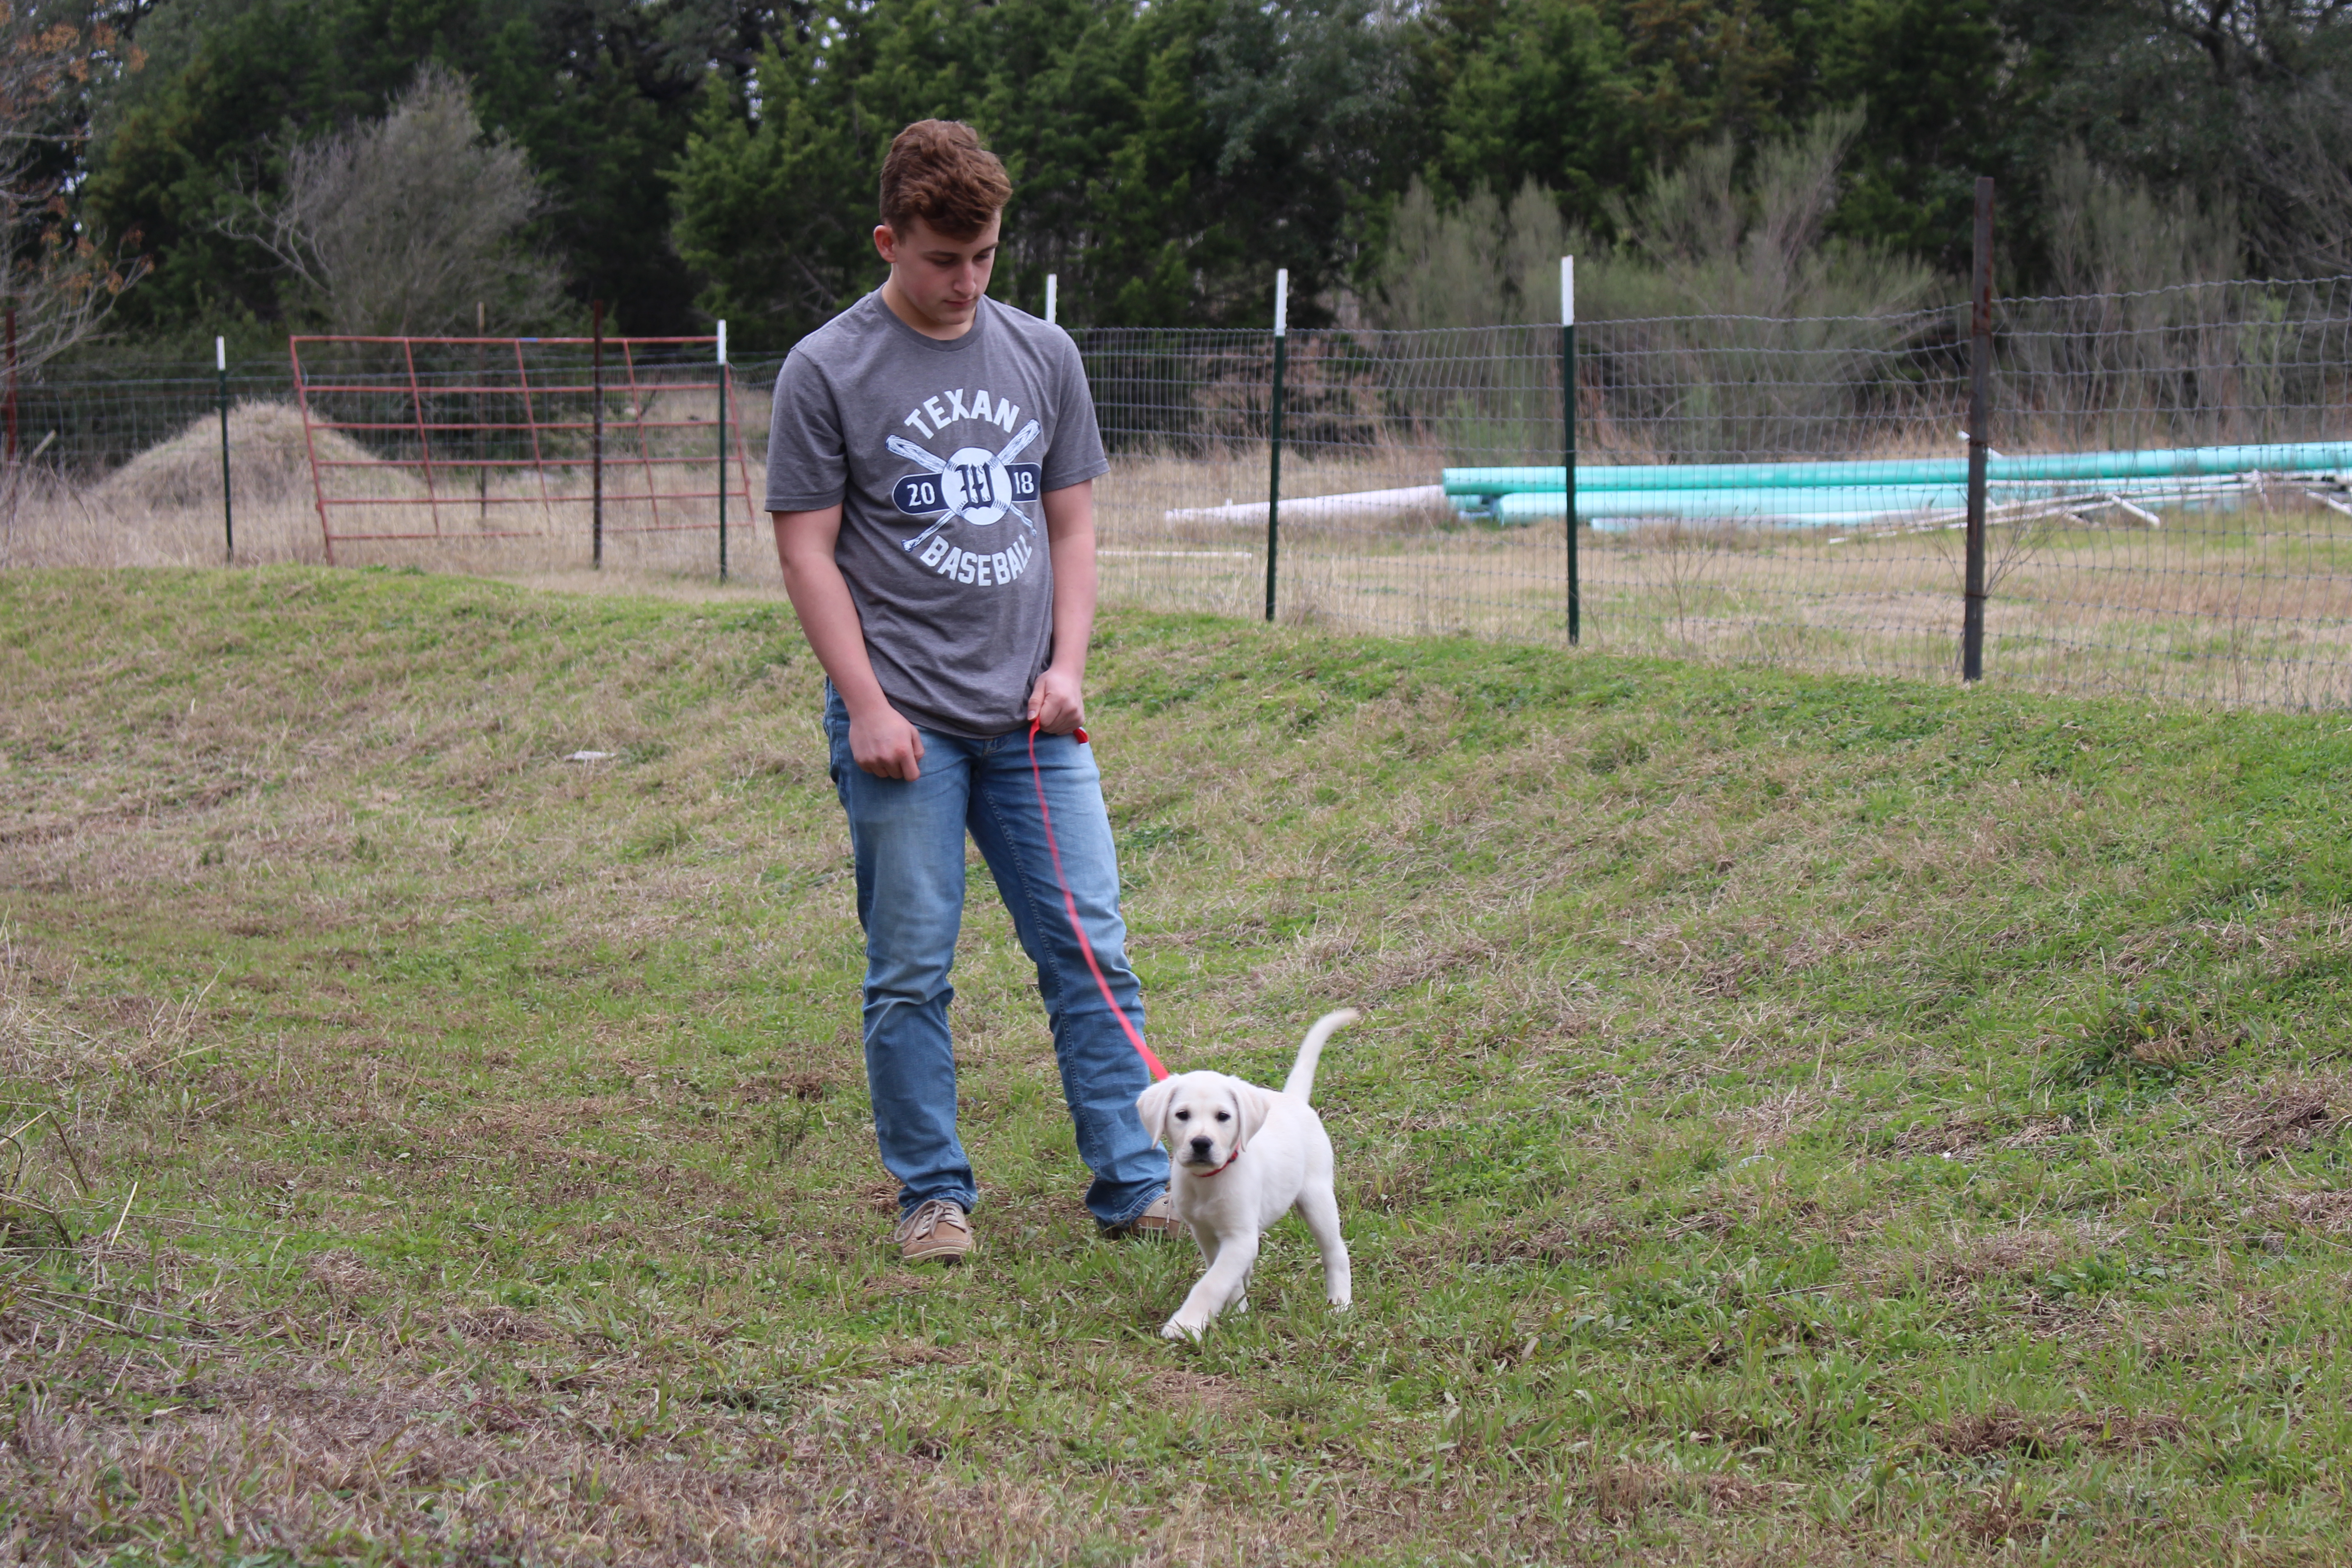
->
<box><xmin>475</xmin><ymin>302</ymin><xmax>487</xmax><ymax>521</ymax></box>
<box><xmin>592</xmin><ymin>299</ymin><xmax>604</xmax><ymax>569</ymax></box>
<box><xmin>6</xmin><ymin>309</ymin><xmax>17</xmax><ymax>478</ymax></box>
<box><xmin>217</xmin><ymin>336</ymin><xmax>234</xmax><ymax>562</ymax></box>
<box><xmin>1265</xmin><ymin>268</ymin><xmax>1287</xmax><ymax>624</ymax></box>
<box><xmin>717</xmin><ymin>319</ymin><xmax>730</xmax><ymax>583</ymax></box>
<box><xmin>1563</xmin><ymin>256</ymin><xmax>1578</xmax><ymax>645</ymax></box>
<box><xmin>1963</xmin><ymin>179</ymin><xmax>1993</xmax><ymax>682</ymax></box>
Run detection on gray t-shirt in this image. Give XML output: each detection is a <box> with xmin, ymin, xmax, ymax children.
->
<box><xmin>766</xmin><ymin>291</ymin><xmax>1108</xmax><ymax>738</ymax></box>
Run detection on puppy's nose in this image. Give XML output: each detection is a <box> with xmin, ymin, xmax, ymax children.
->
<box><xmin>1189</xmin><ymin>1136</ymin><xmax>1214</xmax><ymax>1156</ymax></box>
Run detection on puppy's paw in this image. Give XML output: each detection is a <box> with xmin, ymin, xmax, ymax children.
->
<box><xmin>1161</xmin><ymin>1315</ymin><xmax>1206</xmax><ymax>1342</ymax></box>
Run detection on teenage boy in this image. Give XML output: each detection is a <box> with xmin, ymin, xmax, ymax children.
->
<box><xmin>765</xmin><ymin>120</ymin><xmax>1171</xmax><ymax>1262</ymax></box>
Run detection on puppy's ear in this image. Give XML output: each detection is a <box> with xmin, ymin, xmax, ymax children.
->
<box><xmin>1136</xmin><ymin>1076</ymin><xmax>1177</xmax><ymax>1147</ymax></box>
<box><xmin>1234</xmin><ymin>1082</ymin><xmax>1276</xmax><ymax>1152</ymax></box>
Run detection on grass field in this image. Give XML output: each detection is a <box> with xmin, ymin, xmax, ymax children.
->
<box><xmin>4</xmin><ymin>567</ymin><xmax>2352</xmax><ymax>1564</ymax></box>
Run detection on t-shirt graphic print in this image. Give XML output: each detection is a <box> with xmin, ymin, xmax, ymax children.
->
<box><xmin>766</xmin><ymin>292</ymin><xmax>1107</xmax><ymax>739</ymax></box>
<box><xmin>887</xmin><ymin>393</ymin><xmax>1040</xmax><ymax>574</ymax></box>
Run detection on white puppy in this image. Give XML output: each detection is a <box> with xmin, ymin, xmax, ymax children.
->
<box><xmin>1136</xmin><ymin>1009</ymin><xmax>1358</xmax><ymax>1340</ymax></box>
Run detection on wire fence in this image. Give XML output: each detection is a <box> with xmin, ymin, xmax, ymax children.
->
<box><xmin>4</xmin><ymin>363</ymin><xmax>288</xmax><ymax>475</ymax></box>
<box><xmin>1080</xmin><ymin>278</ymin><xmax>2352</xmax><ymax>710</ymax></box>
<box><xmin>2</xmin><ymin>278</ymin><xmax>2348</xmax><ymax>709</ymax></box>
<box><xmin>1078</xmin><ymin>323</ymin><xmax>1568</xmax><ymax>641</ymax></box>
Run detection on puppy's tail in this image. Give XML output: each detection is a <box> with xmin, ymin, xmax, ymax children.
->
<box><xmin>1282</xmin><ymin>1008</ymin><xmax>1360</xmax><ymax>1102</ymax></box>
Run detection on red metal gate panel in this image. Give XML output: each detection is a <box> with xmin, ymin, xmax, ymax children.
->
<box><xmin>288</xmin><ymin>333</ymin><xmax>757</xmax><ymax>570</ymax></box>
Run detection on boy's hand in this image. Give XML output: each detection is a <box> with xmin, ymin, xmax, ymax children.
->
<box><xmin>850</xmin><ymin>705</ymin><xmax>926</xmax><ymax>779</ymax></box>
<box><xmin>1027</xmin><ymin>667</ymin><xmax>1086</xmax><ymax>735</ymax></box>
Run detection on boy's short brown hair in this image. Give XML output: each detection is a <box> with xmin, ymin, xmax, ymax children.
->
<box><xmin>879</xmin><ymin>120</ymin><xmax>1012</xmax><ymax>241</ymax></box>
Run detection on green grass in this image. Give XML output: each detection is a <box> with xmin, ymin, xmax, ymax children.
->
<box><xmin>3</xmin><ymin>566</ymin><xmax>2352</xmax><ymax>1564</ymax></box>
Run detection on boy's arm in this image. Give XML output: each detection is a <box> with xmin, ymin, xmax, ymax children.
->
<box><xmin>1027</xmin><ymin>479</ymin><xmax>1096</xmax><ymax>735</ymax></box>
<box><xmin>772</xmin><ymin>507</ymin><xmax>926</xmax><ymax>780</ymax></box>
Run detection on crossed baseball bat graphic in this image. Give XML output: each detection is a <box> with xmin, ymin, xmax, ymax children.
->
<box><xmin>887</xmin><ymin>418</ymin><xmax>1043</xmax><ymax>552</ymax></box>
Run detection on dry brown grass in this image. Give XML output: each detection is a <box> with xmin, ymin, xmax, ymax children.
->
<box><xmin>1919</xmin><ymin>1406</ymin><xmax>2190</xmax><ymax>1458</ymax></box>
<box><xmin>11</xmin><ymin>413</ymin><xmax>2349</xmax><ymax>707</ymax></box>
<box><xmin>1868</xmin><ymin>1229</ymin><xmax>2071</xmax><ymax>1297</ymax></box>
<box><xmin>0</xmin><ymin>1335</ymin><xmax>1824</xmax><ymax>1564</ymax></box>
<box><xmin>2218</xmin><ymin>1091</ymin><xmax>2343</xmax><ymax>1163</ymax></box>
<box><xmin>1</xmin><ymin>402</ymin><xmax>783</xmax><ymax>587</ymax></box>
<box><xmin>1099</xmin><ymin>462</ymin><xmax>2352</xmax><ymax>707</ymax></box>
<box><xmin>5</xmin><ymin>1367</ymin><xmax>1125</xmax><ymax>1567</ymax></box>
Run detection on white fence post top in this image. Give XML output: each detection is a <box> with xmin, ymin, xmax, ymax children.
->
<box><xmin>1274</xmin><ymin>269</ymin><xmax>1289</xmax><ymax>337</ymax></box>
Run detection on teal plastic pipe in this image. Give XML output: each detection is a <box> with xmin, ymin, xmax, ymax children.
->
<box><xmin>1446</xmin><ymin>440</ymin><xmax>2352</xmax><ymax>496</ymax></box>
<box><xmin>1491</xmin><ymin>482</ymin><xmax>2240</xmax><ymax>526</ymax></box>
<box><xmin>1496</xmin><ymin>488</ymin><xmax>1967</xmax><ymax>523</ymax></box>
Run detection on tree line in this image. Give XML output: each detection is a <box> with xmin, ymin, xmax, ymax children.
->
<box><xmin>7</xmin><ymin>0</ymin><xmax>2349</xmax><ymax>360</ymax></box>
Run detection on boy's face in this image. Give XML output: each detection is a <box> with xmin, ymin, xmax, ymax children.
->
<box><xmin>875</xmin><ymin>212</ymin><xmax>1001</xmax><ymax>337</ymax></box>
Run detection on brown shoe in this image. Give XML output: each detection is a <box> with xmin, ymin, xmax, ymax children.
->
<box><xmin>1103</xmin><ymin>1191</ymin><xmax>1181</xmax><ymax>1240</ymax></box>
<box><xmin>892</xmin><ymin>1198</ymin><xmax>974</xmax><ymax>1263</ymax></box>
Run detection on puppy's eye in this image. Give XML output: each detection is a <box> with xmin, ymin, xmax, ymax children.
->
<box><xmin>1173</xmin><ymin>1110</ymin><xmax>1189</xmax><ymax>1121</ymax></box>
<box><xmin>1215</xmin><ymin>1111</ymin><xmax>1231</xmax><ymax>1122</ymax></box>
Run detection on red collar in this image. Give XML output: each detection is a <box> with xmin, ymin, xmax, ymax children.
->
<box><xmin>1188</xmin><ymin>1147</ymin><xmax>1241</xmax><ymax>1178</ymax></box>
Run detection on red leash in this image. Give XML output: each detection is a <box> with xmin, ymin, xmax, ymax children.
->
<box><xmin>1028</xmin><ymin>719</ymin><xmax>1168</xmax><ymax>1082</ymax></box>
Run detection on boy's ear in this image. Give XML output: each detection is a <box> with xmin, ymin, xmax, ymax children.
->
<box><xmin>1136</xmin><ymin>1078</ymin><xmax>1177</xmax><ymax>1147</ymax></box>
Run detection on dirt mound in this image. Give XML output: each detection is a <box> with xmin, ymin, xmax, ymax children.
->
<box><xmin>95</xmin><ymin>401</ymin><xmax>408</xmax><ymax>512</ymax></box>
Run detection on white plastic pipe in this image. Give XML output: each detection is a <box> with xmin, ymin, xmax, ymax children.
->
<box><xmin>1561</xmin><ymin>256</ymin><xmax>1574</xmax><ymax>327</ymax></box>
<box><xmin>1165</xmin><ymin>484</ymin><xmax>1445</xmax><ymax>524</ymax></box>
<box><xmin>1274</xmin><ymin>269</ymin><xmax>1288</xmax><ymax>337</ymax></box>
<box><xmin>717</xmin><ymin>319</ymin><xmax>728</xmax><ymax>364</ymax></box>
<box><xmin>216</xmin><ymin>336</ymin><xmax>225</xmax><ymax>372</ymax></box>
<box><xmin>1045</xmin><ymin>273</ymin><xmax>1058</xmax><ymax>326</ymax></box>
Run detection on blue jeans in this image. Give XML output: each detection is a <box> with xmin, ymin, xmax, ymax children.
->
<box><xmin>823</xmin><ymin>686</ymin><xmax>1166</xmax><ymax>1229</ymax></box>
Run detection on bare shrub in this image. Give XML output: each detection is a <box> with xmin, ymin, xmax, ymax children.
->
<box><xmin>1628</xmin><ymin>521</ymin><xmax>1743</xmax><ymax>645</ymax></box>
<box><xmin>1582</xmin><ymin>109</ymin><xmax>1946</xmax><ymax>462</ymax></box>
<box><xmin>219</xmin><ymin>65</ymin><xmax>562</xmax><ymax>336</ymax></box>
<box><xmin>1373</xmin><ymin>111</ymin><xmax>1948</xmax><ymax>466</ymax></box>
<box><xmin>1370</xmin><ymin>114</ymin><xmax>1948</xmax><ymax>465</ymax></box>
<box><xmin>0</xmin><ymin>12</ymin><xmax>148</xmax><ymax>377</ymax></box>
<box><xmin>1991</xmin><ymin>147</ymin><xmax>2298</xmax><ymax>451</ymax></box>
<box><xmin>1369</xmin><ymin>182</ymin><xmax>1568</xmax><ymax>466</ymax></box>
<box><xmin>2043</xmin><ymin>144</ymin><xmax>2244</xmax><ymax>299</ymax></box>
<box><xmin>1375</xmin><ymin>178</ymin><xmax>1566</xmax><ymax>331</ymax></box>
<box><xmin>2241</xmin><ymin>76</ymin><xmax>2352</xmax><ymax>278</ymax></box>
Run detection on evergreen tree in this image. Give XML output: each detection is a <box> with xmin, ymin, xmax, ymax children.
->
<box><xmin>54</xmin><ymin>0</ymin><xmax>2352</xmax><ymax>355</ymax></box>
